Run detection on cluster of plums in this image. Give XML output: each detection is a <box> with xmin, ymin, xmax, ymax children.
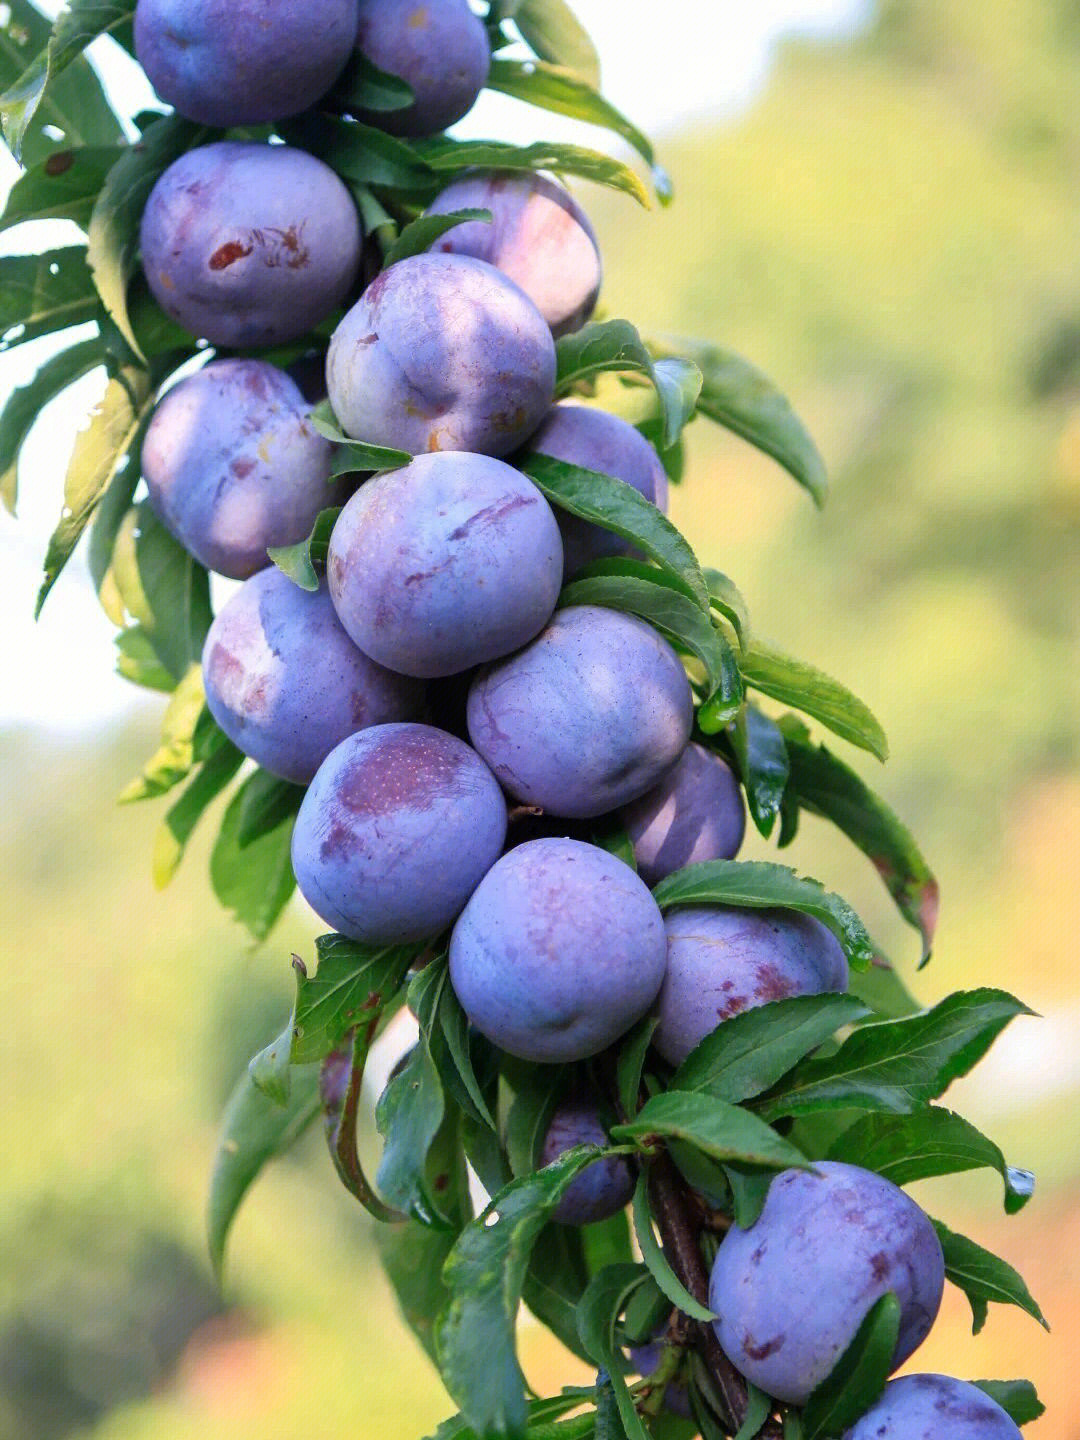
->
<box><xmin>129</xmin><ymin>3</ymin><xmax>1021</xmax><ymax>1435</ymax></box>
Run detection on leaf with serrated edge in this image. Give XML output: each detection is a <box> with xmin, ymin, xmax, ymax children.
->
<box><xmin>931</xmin><ymin>1219</ymin><xmax>1048</xmax><ymax>1334</ymax></box>
<box><xmin>801</xmin><ymin>1293</ymin><xmax>901</xmax><ymax>1440</ymax></box>
<box><xmin>783</xmin><ymin>725</ymin><xmax>937</xmax><ymax>962</ymax></box>
<box><xmin>651</xmin><ymin>859</ymin><xmax>875</xmax><ymax>971</ymax></box>
<box><xmin>416</xmin><ymin>136</ymin><xmax>650</xmax><ymax>208</ymax></box>
<box><xmin>827</xmin><ymin>1109</ymin><xmax>1033</xmax><ymax>1213</ymax></box>
<box><xmin>758</xmin><ymin>989</ymin><xmax>1035</xmax><ymax>1121</ymax></box>
<box><xmin>435</xmin><ymin>1147</ymin><xmax>610</xmax><ymax>1440</ymax></box>
<box><xmin>632</xmin><ymin>1172</ymin><xmax>714</xmax><ymax>1321</ymax></box>
<box><xmin>612</xmin><ymin>1092</ymin><xmax>809</xmax><ymax>1171</ymax></box>
<box><xmin>670</xmin><ymin>994</ymin><xmax>870</xmax><ymax>1104</ymax></box>
<box><xmin>206</xmin><ymin>1062</ymin><xmax>320</xmax><ymax>1280</ymax></box>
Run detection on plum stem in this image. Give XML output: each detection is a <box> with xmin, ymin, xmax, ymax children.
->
<box><xmin>647</xmin><ymin>1151</ymin><xmax>782</xmax><ymax>1438</ymax></box>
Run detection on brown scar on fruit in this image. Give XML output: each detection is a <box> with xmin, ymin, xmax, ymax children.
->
<box><xmin>209</xmin><ymin>240</ymin><xmax>254</xmax><ymax>270</ymax></box>
<box><xmin>743</xmin><ymin>1335</ymin><xmax>784</xmax><ymax>1361</ymax></box>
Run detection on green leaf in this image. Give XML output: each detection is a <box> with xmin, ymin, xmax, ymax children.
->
<box><xmin>731</xmin><ymin>1386</ymin><xmax>772</xmax><ymax>1440</ymax></box>
<box><xmin>554</xmin><ymin>321</ymin><xmax>701</xmax><ymax>448</ymax></box>
<box><xmin>0</xmin><ymin>1</ymin><xmax>122</xmax><ymax>164</ymax></box>
<box><xmin>118</xmin><ymin>664</ymin><xmax>206</xmax><ymax>802</ymax></box>
<box><xmin>557</xmin><ymin>566</ymin><xmax>740</xmax><ymax>708</ymax></box>
<box><xmin>513</xmin><ymin>0</ymin><xmax>601</xmax><ymax>87</ymax></box>
<box><xmin>578</xmin><ymin>1267</ymin><xmax>653</xmax><ymax>1440</ymax></box>
<box><xmin>0</xmin><ymin>144</ymin><xmax>119</xmax><ymax>234</ymax></box>
<box><xmin>416</xmin><ymin>135</ymin><xmax>650</xmax><ymax>209</ymax></box>
<box><xmin>0</xmin><ymin>335</ymin><xmax>102</xmax><ymax>514</ymax></box>
<box><xmin>651</xmin><ymin>339</ymin><xmax>827</xmax><ymax>506</ymax></box>
<box><xmin>88</xmin><ymin>115</ymin><xmax>208</xmax><ymax>358</ymax></box>
<box><xmin>308</xmin><ymin>400</ymin><xmax>413</xmax><ymax>472</ymax></box>
<box><xmin>0</xmin><ymin>0</ymin><xmax>134</xmax><ymax>159</ymax></box>
<box><xmin>280</xmin><ymin>112</ymin><xmax>435</xmax><ymax>192</ymax></box>
<box><xmin>152</xmin><ymin>740</ymin><xmax>245</xmax><ymax>887</ymax></box>
<box><xmin>206</xmin><ymin>1060</ymin><xmax>321</xmax><ymax>1281</ymax></box>
<box><xmin>323</xmin><ymin>1025</ymin><xmax>407</xmax><ymax>1223</ymax></box>
<box><xmin>108</xmin><ymin>503</ymin><xmax>212</xmax><ymax>681</ymax></box>
<box><xmin>801</xmin><ymin>1293</ymin><xmax>901</xmax><ymax>1440</ymax></box>
<box><xmin>702</xmin><ymin>568</ymin><xmax>750</xmax><ymax>649</ymax></box>
<box><xmin>847</xmin><ymin>960</ymin><xmax>922</xmax><ymax>1021</ymax></box>
<box><xmin>670</xmin><ymin>993</ymin><xmax>871</xmax><ymax>1105</ymax></box>
<box><xmin>827</xmin><ymin>1109</ymin><xmax>1034</xmax><ymax>1213</ymax></box>
<box><xmin>115</xmin><ymin>624</ymin><xmax>176</xmax><ymax>692</ymax></box>
<box><xmin>631</xmin><ymin>1173</ymin><xmax>714</xmax><ymax>1322</ymax></box>
<box><xmin>724</xmin><ymin>1167</ymin><xmax>774</xmax><ymax>1229</ymax></box>
<box><xmin>432</xmin><ymin>973</ymin><xmax>498</xmax><ymax>1133</ymax></box>
<box><xmin>651</xmin><ymin>859</ymin><xmax>876</xmax><ymax>971</ymax></box>
<box><xmin>267</xmin><ymin>505</ymin><xmax>342</xmax><ymax>592</ymax></box>
<box><xmin>376</xmin><ymin>1036</ymin><xmax>447</xmax><ymax>1222</ymax></box>
<box><xmin>427</xmin><ymin>1392</ymin><xmax>597</xmax><ymax>1440</ymax></box>
<box><xmin>724</xmin><ymin>705</ymin><xmax>789</xmax><ymax>838</ymax></box>
<box><xmin>721</xmin><ymin>641</ymin><xmax>888</xmax><ymax>762</ymax></box>
<box><xmin>210</xmin><ymin>775</ymin><xmax>298</xmax><ymax>942</ymax></box>
<box><xmin>383</xmin><ymin>208</ymin><xmax>492</xmax><ymax>267</ymax></box>
<box><xmin>520</xmin><ymin>453</ymin><xmax>709</xmax><ymax>611</ymax></box>
<box><xmin>379</xmin><ymin>1210</ymin><xmax>465</xmax><ymax>1365</ymax></box>
<box><xmin>505</xmin><ymin>1059</ymin><xmax>567</xmax><ymax>1178</ymax></box>
<box><xmin>931</xmin><ymin>1220</ymin><xmax>1049</xmax><ymax>1335</ymax></box>
<box><xmin>971</xmin><ymin>1380</ymin><xmax>1045</xmax><ymax>1427</ymax></box>
<box><xmin>435</xmin><ymin>1147</ymin><xmax>609</xmax><ymax>1440</ymax></box>
<box><xmin>1</xmin><ymin>246</ymin><xmax>98</xmax><ymax>352</ymax></box>
<box><xmin>486</xmin><ymin>58</ymin><xmax>668</xmax><ymax>202</ymax></box>
<box><xmin>616</xmin><ymin>1015</ymin><xmax>658</xmax><ymax>1120</ymax></box>
<box><xmin>757</xmin><ymin>989</ymin><xmax>1035</xmax><ymax>1121</ymax></box>
<box><xmin>782</xmin><ymin>725</ymin><xmax>938</xmax><ymax>962</ymax></box>
<box><xmin>522</xmin><ymin>1224</ymin><xmax>594</xmax><ymax>1362</ymax></box>
<box><xmin>582</xmin><ymin>1209</ymin><xmax>634</xmax><ymax>1278</ymax></box>
<box><xmin>233</xmin><ymin>770</ymin><xmax>304</xmax><ymax>847</ymax></box>
<box><xmin>611</xmin><ymin>1092</ymin><xmax>809</xmax><ymax>1172</ymax></box>
<box><xmin>36</xmin><ymin>360</ymin><xmax>155</xmax><ymax>613</ymax></box>
<box><xmin>328</xmin><ymin>48</ymin><xmax>415</xmax><ymax>112</ymax></box>
<box><xmin>251</xmin><ymin>934</ymin><xmax>417</xmax><ymax>1093</ymax></box>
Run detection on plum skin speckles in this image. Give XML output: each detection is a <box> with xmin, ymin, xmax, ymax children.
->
<box><xmin>467</xmin><ymin>605</ymin><xmax>694</xmax><ymax>819</ymax></box>
<box><xmin>354</xmin><ymin>0</ymin><xmax>490</xmax><ymax>137</ymax></box>
<box><xmin>291</xmin><ymin>723</ymin><xmax>507</xmax><ymax>945</ymax></box>
<box><xmin>140</xmin><ymin>142</ymin><xmax>362</xmax><ymax>349</ymax></box>
<box><xmin>326</xmin><ymin>253</ymin><xmax>556</xmax><ymax>458</ymax></box>
<box><xmin>424</xmin><ymin>171</ymin><xmax>601</xmax><ymax>338</ymax></box>
<box><xmin>134</xmin><ymin>0</ymin><xmax>359</xmax><ymax>127</ymax></box>
<box><xmin>654</xmin><ymin>905</ymin><xmax>850</xmax><ymax>1067</ymax></box>
<box><xmin>539</xmin><ymin>1101</ymin><xmax>634</xmax><ymax>1225</ymax></box>
<box><xmin>202</xmin><ymin>567</ymin><xmax>425</xmax><ymax>784</ymax></box>
<box><xmin>141</xmin><ymin>358</ymin><xmax>347</xmax><ymax>581</ymax></box>
<box><xmin>620</xmin><ymin>742</ymin><xmax>746</xmax><ymax>885</ymax></box>
<box><xmin>527</xmin><ymin>401</ymin><xmax>669</xmax><ymax>574</ymax></box>
<box><xmin>448</xmin><ymin>837</ymin><xmax>668</xmax><ymax>1063</ymax></box>
<box><xmin>709</xmin><ymin>1162</ymin><xmax>945</xmax><ymax>1405</ymax></box>
<box><xmin>842</xmin><ymin>1374</ymin><xmax>1023</xmax><ymax>1439</ymax></box>
<box><xmin>327</xmin><ymin>452</ymin><xmax>564</xmax><ymax>678</ymax></box>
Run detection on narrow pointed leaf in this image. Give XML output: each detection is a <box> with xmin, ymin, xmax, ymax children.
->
<box><xmin>611</xmin><ymin>1091</ymin><xmax>809</xmax><ymax>1171</ymax></box>
<box><xmin>801</xmin><ymin>1293</ymin><xmax>901</xmax><ymax>1440</ymax></box>
<box><xmin>0</xmin><ymin>336</ymin><xmax>102</xmax><ymax>513</ymax></box>
<box><xmin>513</xmin><ymin>0</ymin><xmax>601</xmax><ymax>87</ymax></box>
<box><xmin>631</xmin><ymin>1173</ymin><xmax>715</xmax><ymax>1321</ymax></box>
<box><xmin>931</xmin><ymin>1220</ymin><xmax>1048</xmax><ymax>1334</ymax></box>
<box><xmin>383</xmin><ymin>208</ymin><xmax>492</xmax><ymax>266</ymax></box>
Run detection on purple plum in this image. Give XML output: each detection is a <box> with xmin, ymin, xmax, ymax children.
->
<box><xmin>526</xmin><ymin>402</ymin><xmax>669</xmax><ymax>574</ymax></box>
<box><xmin>844</xmin><ymin>1375</ymin><xmax>1023</xmax><ymax>1440</ymax></box>
<box><xmin>539</xmin><ymin>1101</ymin><xmax>634</xmax><ymax>1225</ymax></box>
<box><xmin>620</xmin><ymin>742</ymin><xmax>746</xmax><ymax>885</ymax></box>
<box><xmin>141</xmin><ymin>359</ymin><xmax>345</xmax><ymax>580</ymax></box>
<box><xmin>327</xmin><ymin>451</ymin><xmax>563</xmax><ymax>678</ymax></box>
<box><xmin>326</xmin><ymin>253</ymin><xmax>556</xmax><ymax>457</ymax></box>
<box><xmin>354</xmin><ymin>0</ymin><xmax>490</xmax><ymax>136</ymax></box>
<box><xmin>424</xmin><ymin>171</ymin><xmax>601</xmax><ymax>337</ymax></box>
<box><xmin>466</xmin><ymin>605</ymin><xmax>694</xmax><ymax>818</ymax></box>
<box><xmin>291</xmin><ymin>723</ymin><xmax>507</xmax><ymax>944</ymax></box>
<box><xmin>709</xmin><ymin>1162</ymin><xmax>945</xmax><ymax>1405</ymax></box>
<box><xmin>448</xmin><ymin>838</ymin><xmax>667</xmax><ymax>1062</ymax></box>
<box><xmin>134</xmin><ymin>0</ymin><xmax>358</xmax><ymax>127</ymax></box>
<box><xmin>654</xmin><ymin>906</ymin><xmax>850</xmax><ymax>1067</ymax></box>
<box><xmin>201</xmin><ymin>567</ymin><xmax>424</xmax><ymax>784</ymax></box>
<box><xmin>140</xmin><ymin>142</ymin><xmax>362</xmax><ymax>348</ymax></box>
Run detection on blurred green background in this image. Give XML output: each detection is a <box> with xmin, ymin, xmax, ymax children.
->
<box><xmin>2</xmin><ymin>0</ymin><xmax>1077</xmax><ymax>1435</ymax></box>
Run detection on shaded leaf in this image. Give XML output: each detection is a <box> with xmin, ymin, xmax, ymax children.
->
<box><xmin>210</xmin><ymin>775</ymin><xmax>297</xmax><ymax>942</ymax></box>
<box><xmin>268</xmin><ymin>505</ymin><xmax>342</xmax><ymax>591</ymax></box>
<box><xmin>329</xmin><ymin>48</ymin><xmax>415</xmax><ymax>112</ymax></box>
<box><xmin>932</xmin><ymin>1220</ymin><xmax>1049</xmax><ymax>1334</ymax></box>
<box><xmin>206</xmin><ymin>1061</ymin><xmax>320</xmax><ymax>1281</ymax></box>
<box><xmin>702</xmin><ymin>568</ymin><xmax>750</xmax><ymax>648</ymax></box>
<box><xmin>801</xmin><ymin>1293</ymin><xmax>901</xmax><ymax>1440</ymax></box>
<box><xmin>670</xmin><ymin>993</ymin><xmax>870</xmax><ymax>1105</ymax></box>
<box><xmin>631</xmin><ymin>1172</ymin><xmax>714</xmax><ymax>1321</ymax></box>
<box><xmin>827</xmin><ymin>1109</ymin><xmax>1034</xmax><ymax>1213</ymax></box>
<box><xmin>971</xmin><ymin>1380</ymin><xmax>1045</xmax><ymax>1427</ymax></box>
<box><xmin>234</xmin><ymin>770</ymin><xmax>304</xmax><ymax>847</ymax></box>
<box><xmin>376</xmin><ymin>1035</ymin><xmax>448</xmax><ymax>1223</ymax></box>
<box><xmin>282</xmin><ymin>112</ymin><xmax>435</xmax><ymax>192</ymax></box>
<box><xmin>109</xmin><ymin>503</ymin><xmax>212</xmax><ymax>680</ymax></box>
<box><xmin>383</xmin><ymin>207</ymin><xmax>492</xmax><ymax>266</ymax></box>
<box><xmin>725</xmin><ymin>705</ymin><xmax>789</xmax><ymax>837</ymax></box>
<box><xmin>651</xmin><ymin>859</ymin><xmax>876</xmax><ymax>971</ymax></box>
<box><xmin>757</xmin><ymin>989</ymin><xmax>1035</xmax><ymax>1121</ymax></box>
<box><xmin>513</xmin><ymin>0</ymin><xmax>601</xmax><ymax>87</ymax></box>
<box><xmin>577</xmin><ymin>1264</ymin><xmax>652</xmax><ymax>1440</ymax></box>
<box><xmin>782</xmin><ymin>724</ymin><xmax>938</xmax><ymax>962</ymax></box>
<box><xmin>611</xmin><ymin>1092</ymin><xmax>809</xmax><ymax>1171</ymax></box>
<box><xmin>0</xmin><ymin>335</ymin><xmax>102</xmax><ymax>513</ymax></box>
<box><xmin>554</xmin><ymin>320</ymin><xmax>700</xmax><ymax>447</ymax></box>
<box><xmin>417</xmin><ymin>134</ymin><xmax>650</xmax><ymax>208</ymax></box>
<box><xmin>616</xmin><ymin>1014</ymin><xmax>658</xmax><ymax>1120</ymax></box>
<box><xmin>308</xmin><ymin>400</ymin><xmax>412</xmax><ymax>470</ymax></box>
<box><xmin>522</xmin><ymin>1223</ymin><xmax>593</xmax><ymax>1363</ymax></box>
<box><xmin>0</xmin><ymin>246</ymin><xmax>97</xmax><ymax>352</ymax></box>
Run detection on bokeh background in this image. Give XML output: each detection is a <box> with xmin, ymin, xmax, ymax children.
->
<box><xmin>2</xmin><ymin>0</ymin><xmax>1077</xmax><ymax>1436</ymax></box>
